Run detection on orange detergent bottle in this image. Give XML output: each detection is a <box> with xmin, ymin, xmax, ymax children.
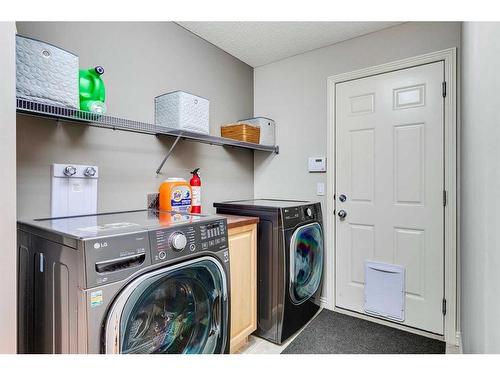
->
<box><xmin>159</xmin><ymin>178</ymin><xmax>192</xmax><ymax>213</ymax></box>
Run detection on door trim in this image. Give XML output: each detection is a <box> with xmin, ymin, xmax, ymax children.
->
<box><xmin>325</xmin><ymin>48</ymin><xmax>458</xmax><ymax>345</ymax></box>
<box><xmin>103</xmin><ymin>255</ymin><xmax>229</xmax><ymax>354</ymax></box>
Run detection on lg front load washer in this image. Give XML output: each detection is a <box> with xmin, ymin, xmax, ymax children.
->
<box><xmin>17</xmin><ymin>209</ymin><xmax>231</xmax><ymax>354</ymax></box>
<box><xmin>214</xmin><ymin>199</ymin><xmax>324</xmax><ymax>344</ymax></box>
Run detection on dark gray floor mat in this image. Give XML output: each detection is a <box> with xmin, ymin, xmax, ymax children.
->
<box><xmin>281</xmin><ymin>309</ymin><xmax>445</xmax><ymax>354</ymax></box>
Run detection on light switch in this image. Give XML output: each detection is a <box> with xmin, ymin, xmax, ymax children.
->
<box><xmin>316</xmin><ymin>182</ymin><xmax>325</xmax><ymax>196</ymax></box>
<box><xmin>51</xmin><ymin>163</ymin><xmax>98</xmax><ymax>217</ymax></box>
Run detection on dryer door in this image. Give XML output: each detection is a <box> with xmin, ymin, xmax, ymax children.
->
<box><xmin>289</xmin><ymin>222</ymin><xmax>324</xmax><ymax>305</ymax></box>
<box><xmin>104</xmin><ymin>256</ymin><xmax>228</xmax><ymax>354</ymax></box>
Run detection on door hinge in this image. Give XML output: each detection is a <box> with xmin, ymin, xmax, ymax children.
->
<box><xmin>442</xmin><ymin>81</ymin><xmax>447</xmax><ymax>98</ymax></box>
<box><xmin>443</xmin><ymin>190</ymin><xmax>447</xmax><ymax>207</ymax></box>
<box><xmin>442</xmin><ymin>298</ymin><xmax>447</xmax><ymax>316</ymax></box>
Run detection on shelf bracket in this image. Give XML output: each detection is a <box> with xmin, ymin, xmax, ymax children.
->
<box><xmin>155</xmin><ymin>135</ymin><xmax>182</xmax><ymax>175</ymax></box>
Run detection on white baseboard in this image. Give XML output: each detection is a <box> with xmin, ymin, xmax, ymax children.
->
<box><xmin>316</xmin><ymin>295</ymin><xmax>333</xmax><ymax>310</ymax></box>
<box><xmin>334</xmin><ymin>306</ymin><xmax>445</xmax><ymax>342</ymax></box>
<box><xmin>455</xmin><ymin>331</ymin><xmax>463</xmax><ymax>353</ymax></box>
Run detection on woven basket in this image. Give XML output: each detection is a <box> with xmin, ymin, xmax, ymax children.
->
<box><xmin>221</xmin><ymin>123</ymin><xmax>260</xmax><ymax>144</ymax></box>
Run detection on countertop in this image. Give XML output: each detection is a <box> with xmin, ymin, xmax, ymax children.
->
<box><xmin>219</xmin><ymin>214</ymin><xmax>259</xmax><ymax>229</ymax></box>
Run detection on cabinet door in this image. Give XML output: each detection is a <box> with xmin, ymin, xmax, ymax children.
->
<box><xmin>228</xmin><ymin>224</ymin><xmax>257</xmax><ymax>353</ymax></box>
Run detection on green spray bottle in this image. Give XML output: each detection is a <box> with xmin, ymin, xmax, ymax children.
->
<box><xmin>79</xmin><ymin>66</ymin><xmax>107</xmax><ymax>114</ymax></box>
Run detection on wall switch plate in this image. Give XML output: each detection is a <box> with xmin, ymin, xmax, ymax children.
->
<box><xmin>51</xmin><ymin>163</ymin><xmax>98</xmax><ymax>217</ymax></box>
<box><xmin>308</xmin><ymin>157</ymin><xmax>326</xmax><ymax>172</ymax></box>
<box><xmin>316</xmin><ymin>182</ymin><xmax>325</xmax><ymax>196</ymax></box>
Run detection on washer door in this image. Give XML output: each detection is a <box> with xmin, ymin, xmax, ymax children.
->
<box><xmin>104</xmin><ymin>256</ymin><xmax>228</xmax><ymax>354</ymax></box>
<box><xmin>289</xmin><ymin>222</ymin><xmax>324</xmax><ymax>305</ymax></box>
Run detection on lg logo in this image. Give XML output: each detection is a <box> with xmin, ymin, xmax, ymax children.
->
<box><xmin>93</xmin><ymin>242</ymin><xmax>108</xmax><ymax>249</ymax></box>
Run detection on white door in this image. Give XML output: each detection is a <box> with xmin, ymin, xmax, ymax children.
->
<box><xmin>335</xmin><ymin>62</ymin><xmax>445</xmax><ymax>334</ymax></box>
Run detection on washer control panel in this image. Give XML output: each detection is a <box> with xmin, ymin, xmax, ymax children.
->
<box><xmin>199</xmin><ymin>221</ymin><xmax>226</xmax><ymax>251</ymax></box>
<box><xmin>149</xmin><ymin>218</ymin><xmax>227</xmax><ymax>263</ymax></box>
<box><xmin>282</xmin><ymin>203</ymin><xmax>322</xmax><ymax>229</ymax></box>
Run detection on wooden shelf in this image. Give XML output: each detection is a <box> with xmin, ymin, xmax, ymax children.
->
<box><xmin>16</xmin><ymin>98</ymin><xmax>279</xmax><ymax>154</ymax></box>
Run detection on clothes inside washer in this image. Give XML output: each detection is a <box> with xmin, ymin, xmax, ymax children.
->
<box><xmin>292</xmin><ymin>224</ymin><xmax>323</xmax><ymax>303</ymax></box>
<box><xmin>120</xmin><ymin>264</ymin><xmax>220</xmax><ymax>354</ymax></box>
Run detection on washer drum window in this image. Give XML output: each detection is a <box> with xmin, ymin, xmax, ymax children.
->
<box><xmin>104</xmin><ymin>257</ymin><xmax>227</xmax><ymax>354</ymax></box>
<box><xmin>289</xmin><ymin>223</ymin><xmax>324</xmax><ymax>305</ymax></box>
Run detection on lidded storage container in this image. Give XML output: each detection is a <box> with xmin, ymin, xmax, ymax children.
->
<box><xmin>155</xmin><ymin>91</ymin><xmax>210</xmax><ymax>135</ymax></box>
<box><xmin>238</xmin><ymin>117</ymin><xmax>275</xmax><ymax>146</ymax></box>
<box><xmin>16</xmin><ymin>35</ymin><xmax>79</xmax><ymax>109</ymax></box>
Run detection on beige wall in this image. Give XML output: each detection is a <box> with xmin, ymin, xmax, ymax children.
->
<box><xmin>461</xmin><ymin>22</ymin><xmax>500</xmax><ymax>354</ymax></box>
<box><xmin>254</xmin><ymin>22</ymin><xmax>461</xmax><ymax>307</ymax></box>
<box><xmin>0</xmin><ymin>21</ymin><xmax>17</xmax><ymax>353</ymax></box>
<box><xmin>16</xmin><ymin>22</ymin><xmax>255</xmax><ymax>219</ymax></box>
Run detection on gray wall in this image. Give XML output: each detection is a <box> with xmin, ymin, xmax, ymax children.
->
<box><xmin>254</xmin><ymin>22</ymin><xmax>461</xmax><ymax>307</ymax></box>
<box><xmin>461</xmin><ymin>22</ymin><xmax>500</xmax><ymax>354</ymax></box>
<box><xmin>16</xmin><ymin>22</ymin><xmax>254</xmax><ymax>219</ymax></box>
<box><xmin>0</xmin><ymin>22</ymin><xmax>17</xmax><ymax>353</ymax></box>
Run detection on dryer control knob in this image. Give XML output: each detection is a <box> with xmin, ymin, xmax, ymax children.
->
<box><xmin>305</xmin><ymin>207</ymin><xmax>313</xmax><ymax>218</ymax></box>
<box><xmin>170</xmin><ymin>232</ymin><xmax>187</xmax><ymax>251</ymax></box>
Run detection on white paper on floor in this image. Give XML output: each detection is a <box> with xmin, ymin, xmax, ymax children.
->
<box><xmin>364</xmin><ymin>260</ymin><xmax>405</xmax><ymax>322</ymax></box>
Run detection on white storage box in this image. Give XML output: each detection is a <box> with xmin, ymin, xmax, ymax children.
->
<box><xmin>155</xmin><ymin>91</ymin><xmax>210</xmax><ymax>134</ymax></box>
<box><xmin>16</xmin><ymin>35</ymin><xmax>79</xmax><ymax>109</ymax></box>
<box><xmin>238</xmin><ymin>117</ymin><xmax>275</xmax><ymax>146</ymax></box>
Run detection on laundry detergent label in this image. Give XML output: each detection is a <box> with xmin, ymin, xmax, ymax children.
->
<box><xmin>171</xmin><ymin>186</ymin><xmax>192</xmax><ymax>212</ymax></box>
<box><xmin>90</xmin><ymin>290</ymin><xmax>103</xmax><ymax>308</ymax></box>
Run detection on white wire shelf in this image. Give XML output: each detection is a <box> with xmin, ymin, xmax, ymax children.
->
<box><xmin>16</xmin><ymin>98</ymin><xmax>279</xmax><ymax>154</ymax></box>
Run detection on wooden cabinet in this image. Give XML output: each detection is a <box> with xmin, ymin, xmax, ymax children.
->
<box><xmin>228</xmin><ymin>223</ymin><xmax>257</xmax><ymax>353</ymax></box>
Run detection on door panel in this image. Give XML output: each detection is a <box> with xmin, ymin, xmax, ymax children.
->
<box><xmin>335</xmin><ymin>62</ymin><xmax>444</xmax><ymax>334</ymax></box>
<box><xmin>349</xmin><ymin>224</ymin><xmax>374</xmax><ymax>286</ymax></box>
<box><xmin>393</xmin><ymin>228</ymin><xmax>425</xmax><ymax>298</ymax></box>
<box><xmin>350</xmin><ymin>129</ymin><xmax>375</xmax><ymax>203</ymax></box>
<box><xmin>394</xmin><ymin>123</ymin><xmax>425</xmax><ymax>204</ymax></box>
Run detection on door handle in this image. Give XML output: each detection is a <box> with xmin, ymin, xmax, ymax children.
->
<box><xmin>209</xmin><ymin>293</ymin><xmax>221</xmax><ymax>337</ymax></box>
<box><xmin>338</xmin><ymin>210</ymin><xmax>347</xmax><ymax>220</ymax></box>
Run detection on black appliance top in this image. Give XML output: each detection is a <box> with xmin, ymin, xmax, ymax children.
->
<box><xmin>214</xmin><ymin>199</ymin><xmax>312</xmax><ymax>210</ymax></box>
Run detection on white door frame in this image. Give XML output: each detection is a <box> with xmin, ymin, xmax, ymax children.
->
<box><xmin>326</xmin><ymin>48</ymin><xmax>458</xmax><ymax>345</ymax></box>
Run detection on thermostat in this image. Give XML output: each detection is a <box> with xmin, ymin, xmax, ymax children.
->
<box><xmin>308</xmin><ymin>157</ymin><xmax>326</xmax><ymax>173</ymax></box>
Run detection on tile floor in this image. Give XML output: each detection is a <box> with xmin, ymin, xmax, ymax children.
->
<box><xmin>237</xmin><ymin>329</ymin><xmax>304</xmax><ymax>354</ymax></box>
<box><xmin>237</xmin><ymin>308</ymin><xmax>322</xmax><ymax>354</ymax></box>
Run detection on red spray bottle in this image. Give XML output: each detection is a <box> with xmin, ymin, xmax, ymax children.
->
<box><xmin>190</xmin><ymin>168</ymin><xmax>202</xmax><ymax>214</ymax></box>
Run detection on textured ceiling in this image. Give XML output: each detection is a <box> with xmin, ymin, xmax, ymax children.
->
<box><xmin>177</xmin><ymin>22</ymin><xmax>402</xmax><ymax>67</ymax></box>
